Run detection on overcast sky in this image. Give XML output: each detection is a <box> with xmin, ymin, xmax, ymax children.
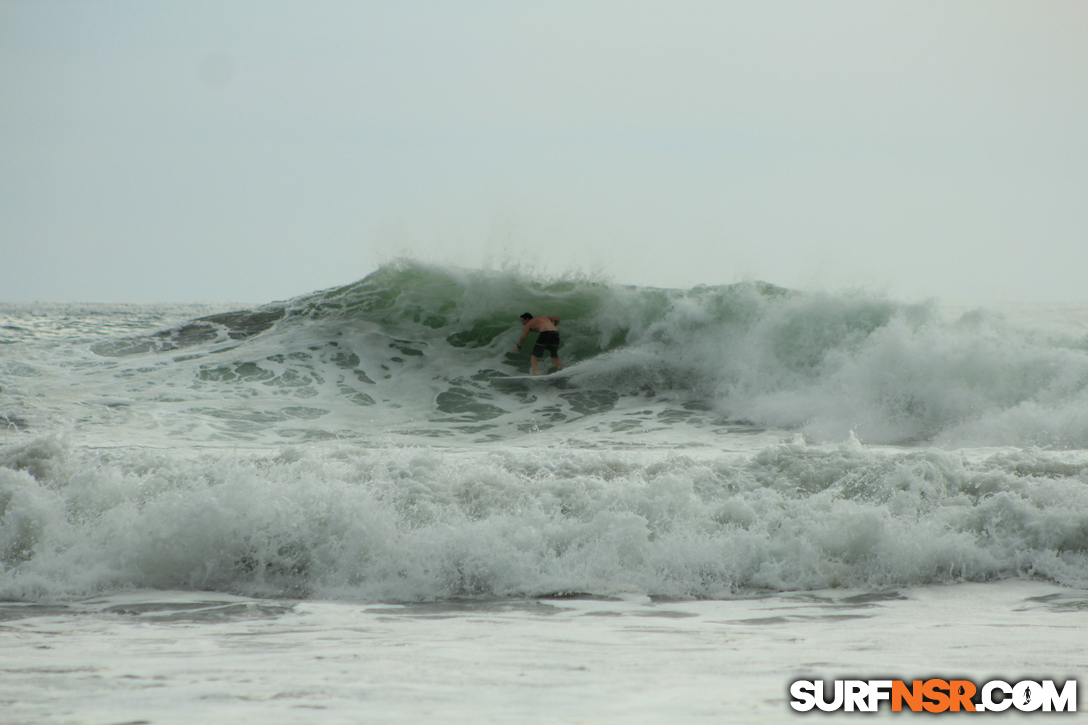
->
<box><xmin>2</xmin><ymin>1</ymin><xmax>1086</xmax><ymax>304</ymax></box>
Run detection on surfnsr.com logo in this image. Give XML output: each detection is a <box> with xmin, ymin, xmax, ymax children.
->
<box><xmin>789</xmin><ymin>679</ymin><xmax>1077</xmax><ymax>713</ymax></box>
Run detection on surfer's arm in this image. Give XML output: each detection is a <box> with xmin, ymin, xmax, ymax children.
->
<box><xmin>548</xmin><ymin>316</ymin><xmax>561</xmax><ymax>325</ymax></box>
<box><xmin>515</xmin><ymin>325</ymin><xmax>531</xmax><ymax>350</ymax></box>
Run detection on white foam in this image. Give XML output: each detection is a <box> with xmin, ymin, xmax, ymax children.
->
<box><xmin>3</xmin><ymin>436</ymin><xmax>1086</xmax><ymax>602</ymax></box>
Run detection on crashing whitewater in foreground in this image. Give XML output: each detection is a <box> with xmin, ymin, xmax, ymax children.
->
<box><xmin>2</xmin><ymin>261</ymin><xmax>1088</xmax><ymax>602</ymax></box>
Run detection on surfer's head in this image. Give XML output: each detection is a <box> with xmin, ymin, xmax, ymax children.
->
<box><xmin>520</xmin><ymin>313</ymin><xmax>533</xmax><ymax>322</ymax></box>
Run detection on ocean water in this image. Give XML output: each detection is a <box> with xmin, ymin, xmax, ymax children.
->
<box><xmin>2</xmin><ymin>261</ymin><xmax>1087</xmax><ymax>722</ymax></box>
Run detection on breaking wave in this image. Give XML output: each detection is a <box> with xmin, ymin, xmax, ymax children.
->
<box><xmin>44</xmin><ymin>260</ymin><xmax>1088</xmax><ymax>448</ymax></box>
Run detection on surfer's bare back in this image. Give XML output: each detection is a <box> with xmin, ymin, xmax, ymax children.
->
<box><xmin>515</xmin><ymin>313</ymin><xmax>562</xmax><ymax>376</ymax></box>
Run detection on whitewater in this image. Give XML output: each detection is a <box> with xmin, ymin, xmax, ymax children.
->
<box><xmin>2</xmin><ymin>261</ymin><xmax>1087</xmax><ymax>722</ymax></box>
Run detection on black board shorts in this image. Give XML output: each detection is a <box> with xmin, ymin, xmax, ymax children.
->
<box><xmin>532</xmin><ymin>330</ymin><xmax>560</xmax><ymax>358</ymax></box>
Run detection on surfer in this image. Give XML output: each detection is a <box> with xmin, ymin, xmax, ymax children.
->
<box><xmin>515</xmin><ymin>313</ymin><xmax>562</xmax><ymax>376</ymax></box>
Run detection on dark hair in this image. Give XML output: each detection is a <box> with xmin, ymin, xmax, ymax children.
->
<box><xmin>520</xmin><ymin>312</ymin><xmax>533</xmax><ymax>321</ymax></box>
